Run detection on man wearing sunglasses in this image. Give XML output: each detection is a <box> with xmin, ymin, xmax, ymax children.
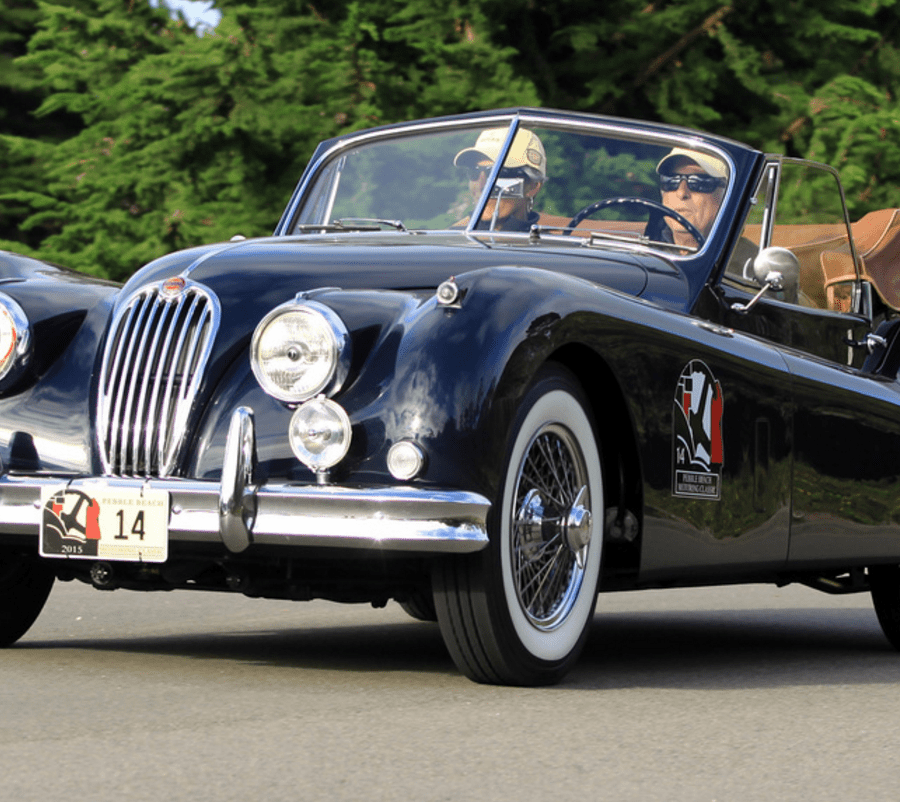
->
<box><xmin>657</xmin><ymin>147</ymin><xmax>727</xmax><ymax>248</ymax></box>
<box><xmin>454</xmin><ymin>128</ymin><xmax>546</xmax><ymax>232</ymax></box>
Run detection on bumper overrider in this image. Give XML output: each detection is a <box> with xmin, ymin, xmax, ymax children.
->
<box><xmin>0</xmin><ymin>408</ymin><xmax>490</xmax><ymax>557</ymax></box>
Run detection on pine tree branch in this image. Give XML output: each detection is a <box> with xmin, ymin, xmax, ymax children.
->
<box><xmin>780</xmin><ymin>17</ymin><xmax>900</xmax><ymax>143</ymax></box>
<box><xmin>631</xmin><ymin>5</ymin><xmax>732</xmax><ymax>91</ymax></box>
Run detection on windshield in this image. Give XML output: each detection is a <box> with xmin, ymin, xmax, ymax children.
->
<box><xmin>291</xmin><ymin>121</ymin><xmax>731</xmax><ymax>252</ymax></box>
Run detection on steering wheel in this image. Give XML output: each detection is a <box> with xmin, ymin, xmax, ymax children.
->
<box><xmin>564</xmin><ymin>196</ymin><xmax>705</xmax><ymax>246</ymax></box>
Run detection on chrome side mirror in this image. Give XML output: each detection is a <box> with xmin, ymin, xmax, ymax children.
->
<box><xmin>731</xmin><ymin>247</ymin><xmax>800</xmax><ymax>314</ymax></box>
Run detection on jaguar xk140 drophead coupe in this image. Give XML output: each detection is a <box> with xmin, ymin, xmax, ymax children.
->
<box><xmin>3</xmin><ymin>107</ymin><xmax>900</xmax><ymax>685</ymax></box>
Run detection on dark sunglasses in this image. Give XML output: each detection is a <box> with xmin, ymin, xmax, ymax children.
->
<box><xmin>463</xmin><ymin>166</ymin><xmax>531</xmax><ymax>182</ymax></box>
<box><xmin>659</xmin><ymin>173</ymin><xmax>725</xmax><ymax>193</ymax></box>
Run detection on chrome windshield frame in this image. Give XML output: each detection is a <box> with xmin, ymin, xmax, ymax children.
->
<box><xmin>466</xmin><ymin>117</ymin><xmax>521</xmax><ymax>234</ymax></box>
<box><xmin>276</xmin><ymin>109</ymin><xmax>739</xmax><ymax>259</ymax></box>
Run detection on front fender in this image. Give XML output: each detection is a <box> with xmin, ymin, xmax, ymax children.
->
<box><xmin>189</xmin><ymin>290</ymin><xmax>427</xmax><ymax>482</ymax></box>
<box><xmin>343</xmin><ymin>266</ymin><xmax>622</xmax><ymax>496</ymax></box>
<box><xmin>190</xmin><ymin>266</ymin><xmax>633</xmax><ymax>495</ymax></box>
<box><xmin>0</xmin><ymin>260</ymin><xmax>119</xmax><ymax>474</ymax></box>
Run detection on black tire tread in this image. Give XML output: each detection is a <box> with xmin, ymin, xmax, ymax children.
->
<box><xmin>433</xmin><ymin>556</ymin><xmax>501</xmax><ymax>684</ymax></box>
<box><xmin>869</xmin><ymin>564</ymin><xmax>900</xmax><ymax>651</ymax></box>
<box><xmin>0</xmin><ymin>550</ymin><xmax>55</xmax><ymax>647</ymax></box>
<box><xmin>397</xmin><ymin>588</ymin><xmax>438</xmax><ymax>622</ymax></box>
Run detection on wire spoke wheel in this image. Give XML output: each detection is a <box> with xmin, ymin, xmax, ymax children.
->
<box><xmin>512</xmin><ymin>425</ymin><xmax>590</xmax><ymax>630</ymax></box>
<box><xmin>434</xmin><ymin>365</ymin><xmax>603</xmax><ymax>685</ymax></box>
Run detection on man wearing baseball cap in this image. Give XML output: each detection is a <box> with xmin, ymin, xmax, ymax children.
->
<box><xmin>657</xmin><ymin>147</ymin><xmax>727</xmax><ymax>248</ymax></box>
<box><xmin>454</xmin><ymin>127</ymin><xmax>547</xmax><ymax>231</ymax></box>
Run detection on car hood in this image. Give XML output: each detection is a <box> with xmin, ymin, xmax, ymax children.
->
<box><xmin>118</xmin><ymin>231</ymin><xmax>686</xmax><ymax>321</ymax></box>
<box><xmin>109</xmin><ymin>233</ymin><xmax>689</xmax><ymax>415</ymax></box>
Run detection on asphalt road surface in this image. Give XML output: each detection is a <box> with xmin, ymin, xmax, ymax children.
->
<box><xmin>2</xmin><ymin>579</ymin><xmax>898</xmax><ymax>801</ymax></box>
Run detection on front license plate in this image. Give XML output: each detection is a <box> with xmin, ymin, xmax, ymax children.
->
<box><xmin>39</xmin><ymin>486</ymin><xmax>169</xmax><ymax>562</ymax></box>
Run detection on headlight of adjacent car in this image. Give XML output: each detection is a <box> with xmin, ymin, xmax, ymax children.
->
<box><xmin>250</xmin><ymin>300</ymin><xmax>351</xmax><ymax>403</ymax></box>
<box><xmin>0</xmin><ymin>293</ymin><xmax>31</xmax><ymax>387</ymax></box>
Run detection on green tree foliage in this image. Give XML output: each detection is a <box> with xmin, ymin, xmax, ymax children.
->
<box><xmin>0</xmin><ymin>0</ymin><xmax>85</xmax><ymax>246</ymax></box>
<box><xmin>485</xmin><ymin>1</ymin><xmax>893</xmax><ymax>137</ymax></box>
<box><xmin>487</xmin><ymin>0</ymin><xmax>900</xmax><ymax>216</ymax></box>
<box><xmin>0</xmin><ymin>0</ymin><xmax>536</xmax><ymax>279</ymax></box>
<box><xmin>804</xmin><ymin>75</ymin><xmax>900</xmax><ymax>212</ymax></box>
<box><xmin>4</xmin><ymin>0</ymin><xmax>900</xmax><ymax>279</ymax></box>
<box><xmin>0</xmin><ymin>1</ymin><xmax>48</xmax><ymax>188</ymax></box>
<box><xmin>2</xmin><ymin>0</ymin><xmax>205</xmax><ymax>274</ymax></box>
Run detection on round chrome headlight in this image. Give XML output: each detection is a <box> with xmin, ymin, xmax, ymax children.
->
<box><xmin>289</xmin><ymin>397</ymin><xmax>352</xmax><ymax>472</ymax></box>
<box><xmin>251</xmin><ymin>300</ymin><xmax>350</xmax><ymax>403</ymax></box>
<box><xmin>0</xmin><ymin>293</ymin><xmax>30</xmax><ymax>386</ymax></box>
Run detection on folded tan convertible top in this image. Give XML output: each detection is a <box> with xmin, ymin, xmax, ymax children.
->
<box><xmin>853</xmin><ymin>209</ymin><xmax>900</xmax><ymax>310</ymax></box>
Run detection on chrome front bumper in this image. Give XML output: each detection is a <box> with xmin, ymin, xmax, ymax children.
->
<box><xmin>0</xmin><ymin>408</ymin><xmax>490</xmax><ymax>555</ymax></box>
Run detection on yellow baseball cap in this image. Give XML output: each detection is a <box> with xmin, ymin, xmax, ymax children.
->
<box><xmin>454</xmin><ymin>127</ymin><xmax>547</xmax><ymax>180</ymax></box>
<box><xmin>657</xmin><ymin>147</ymin><xmax>727</xmax><ymax>179</ymax></box>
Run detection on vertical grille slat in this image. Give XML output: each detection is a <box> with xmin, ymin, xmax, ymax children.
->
<box><xmin>105</xmin><ymin>297</ymin><xmax>151</xmax><ymax>470</ymax></box>
<box><xmin>98</xmin><ymin>280</ymin><xmax>221</xmax><ymax>478</ymax></box>
<box><xmin>141</xmin><ymin>305</ymin><xmax>180</xmax><ymax>475</ymax></box>
<box><xmin>166</xmin><ymin>303</ymin><xmax>214</xmax><ymax>472</ymax></box>
<box><xmin>156</xmin><ymin>295</ymin><xmax>201</xmax><ymax>474</ymax></box>
<box><xmin>118</xmin><ymin>300</ymin><xmax>161</xmax><ymax>473</ymax></box>
<box><xmin>131</xmin><ymin>301</ymin><xmax>174</xmax><ymax>475</ymax></box>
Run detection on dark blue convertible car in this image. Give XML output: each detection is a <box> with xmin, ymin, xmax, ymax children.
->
<box><xmin>2</xmin><ymin>107</ymin><xmax>900</xmax><ymax>685</ymax></box>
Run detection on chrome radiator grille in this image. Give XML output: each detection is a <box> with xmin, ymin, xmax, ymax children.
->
<box><xmin>97</xmin><ymin>280</ymin><xmax>221</xmax><ymax>477</ymax></box>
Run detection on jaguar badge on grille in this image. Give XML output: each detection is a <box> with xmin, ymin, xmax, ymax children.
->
<box><xmin>161</xmin><ymin>276</ymin><xmax>186</xmax><ymax>298</ymax></box>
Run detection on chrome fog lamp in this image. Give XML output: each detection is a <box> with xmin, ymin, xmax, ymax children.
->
<box><xmin>387</xmin><ymin>441</ymin><xmax>426</xmax><ymax>481</ymax></box>
<box><xmin>251</xmin><ymin>300</ymin><xmax>350</xmax><ymax>403</ymax></box>
<box><xmin>0</xmin><ymin>293</ymin><xmax>30</xmax><ymax>385</ymax></box>
<box><xmin>289</xmin><ymin>396</ymin><xmax>352</xmax><ymax>473</ymax></box>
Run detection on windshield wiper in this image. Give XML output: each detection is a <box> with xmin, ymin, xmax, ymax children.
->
<box><xmin>293</xmin><ymin>218</ymin><xmax>409</xmax><ymax>234</ymax></box>
<box><xmin>527</xmin><ymin>225</ymin><xmax>698</xmax><ymax>254</ymax></box>
<box><xmin>333</xmin><ymin>218</ymin><xmax>408</xmax><ymax>232</ymax></box>
<box><xmin>294</xmin><ymin>224</ymin><xmax>380</xmax><ymax>233</ymax></box>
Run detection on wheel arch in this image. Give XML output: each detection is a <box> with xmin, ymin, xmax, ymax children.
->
<box><xmin>545</xmin><ymin>343</ymin><xmax>643</xmax><ymax>588</ymax></box>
